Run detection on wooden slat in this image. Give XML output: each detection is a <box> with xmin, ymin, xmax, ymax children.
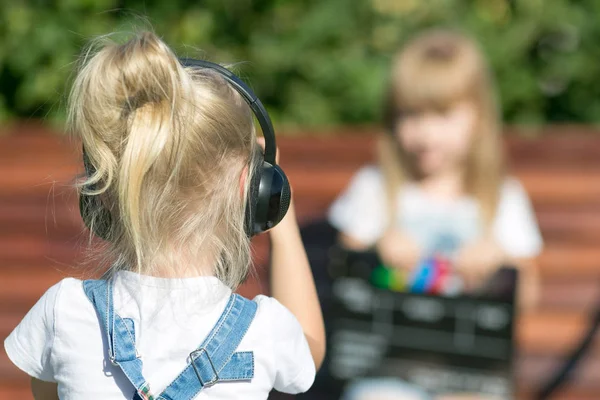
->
<box><xmin>2</xmin><ymin>132</ymin><xmax>600</xmax><ymax>204</ymax></box>
<box><xmin>538</xmin><ymin>278</ymin><xmax>600</xmax><ymax>311</ymax></box>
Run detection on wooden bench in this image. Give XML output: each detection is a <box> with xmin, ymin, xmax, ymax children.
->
<box><xmin>1</xmin><ymin>125</ymin><xmax>599</xmax><ymax>399</ymax></box>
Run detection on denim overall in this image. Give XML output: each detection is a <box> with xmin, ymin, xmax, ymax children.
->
<box><xmin>83</xmin><ymin>279</ymin><xmax>257</xmax><ymax>400</ymax></box>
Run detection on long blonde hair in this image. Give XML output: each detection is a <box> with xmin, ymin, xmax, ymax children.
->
<box><xmin>68</xmin><ymin>31</ymin><xmax>256</xmax><ymax>289</ymax></box>
<box><xmin>380</xmin><ymin>29</ymin><xmax>505</xmax><ymax>227</ymax></box>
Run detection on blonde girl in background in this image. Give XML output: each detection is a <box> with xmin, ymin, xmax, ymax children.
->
<box><xmin>4</xmin><ymin>31</ymin><xmax>325</xmax><ymax>399</ymax></box>
<box><xmin>329</xmin><ymin>29</ymin><xmax>542</xmax><ymax>309</ymax></box>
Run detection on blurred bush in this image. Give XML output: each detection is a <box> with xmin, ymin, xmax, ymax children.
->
<box><xmin>1</xmin><ymin>0</ymin><xmax>600</xmax><ymax>131</ymax></box>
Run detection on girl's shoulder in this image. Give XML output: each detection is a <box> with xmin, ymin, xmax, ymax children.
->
<box><xmin>23</xmin><ymin>277</ymin><xmax>87</xmax><ymax>317</ymax></box>
<box><xmin>17</xmin><ymin>277</ymin><xmax>97</xmax><ymax>334</ymax></box>
<box><xmin>493</xmin><ymin>176</ymin><xmax>543</xmax><ymax>258</ymax></box>
<box><xmin>344</xmin><ymin>165</ymin><xmax>386</xmax><ymax>192</ymax></box>
<box><xmin>51</xmin><ymin>277</ymin><xmax>93</xmax><ymax>311</ymax></box>
<box><xmin>354</xmin><ymin>164</ymin><xmax>384</xmax><ymax>181</ymax></box>
<box><xmin>17</xmin><ymin>276</ymin><xmax>93</xmax><ymax>330</ymax></box>
<box><xmin>250</xmin><ymin>295</ymin><xmax>309</xmax><ymax>346</ymax></box>
<box><xmin>249</xmin><ymin>295</ymin><xmax>316</xmax><ymax>392</ymax></box>
<box><xmin>499</xmin><ymin>176</ymin><xmax>531</xmax><ymax>200</ymax></box>
<box><xmin>4</xmin><ymin>277</ymin><xmax>89</xmax><ymax>381</ymax></box>
<box><xmin>251</xmin><ymin>295</ymin><xmax>298</xmax><ymax>322</ymax></box>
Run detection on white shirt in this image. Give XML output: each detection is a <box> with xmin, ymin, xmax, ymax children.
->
<box><xmin>4</xmin><ymin>272</ymin><xmax>315</xmax><ymax>399</ymax></box>
<box><xmin>328</xmin><ymin>166</ymin><xmax>543</xmax><ymax>258</ymax></box>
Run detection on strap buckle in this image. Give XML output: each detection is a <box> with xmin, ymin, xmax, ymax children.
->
<box><xmin>190</xmin><ymin>348</ymin><xmax>219</xmax><ymax>387</ymax></box>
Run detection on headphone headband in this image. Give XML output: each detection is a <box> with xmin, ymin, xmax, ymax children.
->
<box><xmin>179</xmin><ymin>58</ymin><xmax>277</xmax><ymax>165</ymax></box>
<box><xmin>80</xmin><ymin>57</ymin><xmax>290</xmax><ymax>240</ymax></box>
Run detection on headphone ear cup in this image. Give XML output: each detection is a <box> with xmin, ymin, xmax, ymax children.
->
<box><xmin>79</xmin><ymin>148</ymin><xmax>112</xmax><ymax>240</ymax></box>
<box><xmin>270</xmin><ymin>165</ymin><xmax>291</xmax><ymax>224</ymax></box>
<box><xmin>79</xmin><ymin>191</ymin><xmax>112</xmax><ymax>240</ymax></box>
<box><xmin>244</xmin><ymin>158</ymin><xmax>262</xmax><ymax>236</ymax></box>
<box><xmin>249</xmin><ymin>162</ymin><xmax>291</xmax><ymax>236</ymax></box>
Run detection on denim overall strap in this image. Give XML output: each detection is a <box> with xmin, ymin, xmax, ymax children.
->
<box><xmin>83</xmin><ymin>280</ymin><xmax>152</xmax><ymax>400</ymax></box>
<box><xmin>158</xmin><ymin>294</ymin><xmax>257</xmax><ymax>400</ymax></box>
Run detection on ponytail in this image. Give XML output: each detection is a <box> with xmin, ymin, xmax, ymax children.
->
<box><xmin>68</xmin><ymin>31</ymin><xmax>256</xmax><ymax>286</ymax></box>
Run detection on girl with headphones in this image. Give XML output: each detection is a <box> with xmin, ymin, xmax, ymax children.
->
<box><xmin>4</xmin><ymin>31</ymin><xmax>324</xmax><ymax>400</ymax></box>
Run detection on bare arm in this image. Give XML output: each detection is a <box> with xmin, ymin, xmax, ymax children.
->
<box><xmin>512</xmin><ymin>257</ymin><xmax>540</xmax><ymax>312</ymax></box>
<box><xmin>456</xmin><ymin>239</ymin><xmax>540</xmax><ymax>311</ymax></box>
<box><xmin>31</xmin><ymin>378</ymin><xmax>58</xmax><ymax>400</ymax></box>
<box><xmin>269</xmin><ymin>200</ymin><xmax>326</xmax><ymax>370</ymax></box>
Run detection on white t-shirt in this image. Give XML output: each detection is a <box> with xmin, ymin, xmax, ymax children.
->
<box><xmin>4</xmin><ymin>272</ymin><xmax>315</xmax><ymax>399</ymax></box>
<box><xmin>328</xmin><ymin>166</ymin><xmax>543</xmax><ymax>259</ymax></box>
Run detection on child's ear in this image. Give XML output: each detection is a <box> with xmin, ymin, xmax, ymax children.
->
<box><xmin>239</xmin><ymin>165</ymin><xmax>249</xmax><ymax>198</ymax></box>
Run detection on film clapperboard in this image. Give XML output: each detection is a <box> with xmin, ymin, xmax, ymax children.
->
<box><xmin>324</xmin><ymin>245</ymin><xmax>518</xmax><ymax>398</ymax></box>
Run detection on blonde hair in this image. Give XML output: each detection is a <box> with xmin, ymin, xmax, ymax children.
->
<box><xmin>380</xmin><ymin>29</ymin><xmax>505</xmax><ymax>228</ymax></box>
<box><xmin>68</xmin><ymin>31</ymin><xmax>256</xmax><ymax>289</ymax></box>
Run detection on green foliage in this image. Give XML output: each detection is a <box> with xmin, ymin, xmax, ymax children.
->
<box><xmin>2</xmin><ymin>0</ymin><xmax>600</xmax><ymax>131</ymax></box>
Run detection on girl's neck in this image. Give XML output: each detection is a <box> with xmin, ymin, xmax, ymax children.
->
<box><xmin>132</xmin><ymin>248</ymin><xmax>218</xmax><ymax>279</ymax></box>
<box><xmin>417</xmin><ymin>167</ymin><xmax>465</xmax><ymax>200</ymax></box>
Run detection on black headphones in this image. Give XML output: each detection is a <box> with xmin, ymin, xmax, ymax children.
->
<box><xmin>79</xmin><ymin>58</ymin><xmax>291</xmax><ymax>239</ymax></box>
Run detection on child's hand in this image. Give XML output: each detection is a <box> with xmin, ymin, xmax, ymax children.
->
<box><xmin>376</xmin><ymin>229</ymin><xmax>421</xmax><ymax>272</ymax></box>
<box><xmin>455</xmin><ymin>238</ymin><xmax>505</xmax><ymax>290</ymax></box>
